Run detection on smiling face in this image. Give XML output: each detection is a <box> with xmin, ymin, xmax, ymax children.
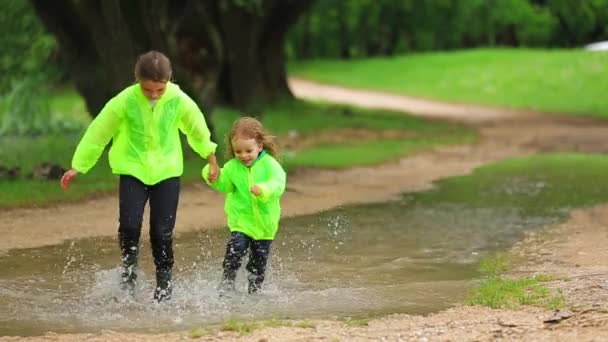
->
<box><xmin>231</xmin><ymin>136</ymin><xmax>263</xmax><ymax>166</ymax></box>
<box><xmin>139</xmin><ymin>80</ymin><xmax>167</xmax><ymax>101</ymax></box>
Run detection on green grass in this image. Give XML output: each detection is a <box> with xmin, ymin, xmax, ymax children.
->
<box><xmin>1</xmin><ymin>98</ymin><xmax>473</xmax><ymax>208</ymax></box>
<box><xmin>220</xmin><ymin>319</ymin><xmax>260</xmax><ymax>335</ymax></box>
<box><xmin>214</xmin><ymin>100</ymin><xmax>468</xmax><ymax>138</ymax></box>
<box><xmin>188</xmin><ymin>327</ymin><xmax>212</xmax><ymax>338</ymax></box>
<box><xmin>187</xmin><ymin>318</ymin><xmax>315</xmax><ymax>338</ymax></box>
<box><xmin>293</xmin><ymin>321</ymin><xmax>316</xmax><ymax>329</ymax></box>
<box><xmin>290</xmin><ymin>48</ymin><xmax>608</xmax><ymax>118</ymax></box>
<box><xmin>414</xmin><ymin>153</ymin><xmax>608</xmax><ymax>215</ymax></box>
<box><xmin>218</xmin><ymin>318</ymin><xmax>309</xmax><ymax>336</ymax></box>
<box><xmin>283</xmin><ymin>136</ymin><xmax>472</xmax><ymax>169</ymax></box>
<box><xmin>467</xmin><ymin>275</ymin><xmax>565</xmax><ymax>310</ymax></box>
<box><xmin>342</xmin><ymin>317</ymin><xmax>370</xmax><ymax>327</ymax></box>
<box><xmin>467</xmin><ymin>254</ymin><xmax>564</xmax><ymax>310</ymax></box>
<box><xmin>47</xmin><ymin>86</ymin><xmax>90</xmax><ymax>129</ymax></box>
<box><xmin>214</xmin><ymin>100</ymin><xmax>475</xmax><ymax>171</ymax></box>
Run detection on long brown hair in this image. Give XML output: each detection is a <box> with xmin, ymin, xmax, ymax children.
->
<box><xmin>227</xmin><ymin>117</ymin><xmax>280</xmax><ymax>160</ymax></box>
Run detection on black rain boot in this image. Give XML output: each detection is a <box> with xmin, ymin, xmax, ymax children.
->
<box><xmin>153</xmin><ymin>269</ymin><xmax>173</xmax><ymax>303</ymax></box>
<box><xmin>120</xmin><ymin>245</ymin><xmax>139</xmax><ymax>295</ymax></box>
<box><xmin>217</xmin><ymin>270</ymin><xmax>237</xmax><ymax>297</ymax></box>
<box><xmin>247</xmin><ymin>273</ymin><xmax>264</xmax><ymax>294</ymax></box>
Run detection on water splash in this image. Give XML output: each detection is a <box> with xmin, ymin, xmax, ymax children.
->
<box><xmin>0</xmin><ymin>196</ymin><xmax>557</xmax><ymax>336</ymax></box>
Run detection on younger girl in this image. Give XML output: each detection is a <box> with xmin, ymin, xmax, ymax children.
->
<box><xmin>202</xmin><ymin>117</ymin><xmax>286</xmax><ymax>294</ymax></box>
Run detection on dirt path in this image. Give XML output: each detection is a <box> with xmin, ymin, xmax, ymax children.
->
<box><xmin>289</xmin><ymin>78</ymin><xmax>544</xmax><ymax>123</ymax></box>
<box><xmin>4</xmin><ymin>78</ymin><xmax>608</xmax><ymax>341</ymax></box>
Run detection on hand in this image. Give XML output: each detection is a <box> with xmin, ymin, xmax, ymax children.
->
<box><xmin>60</xmin><ymin>169</ymin><xmax>78</xmax><ymax>190</ymax></box>
<box><xmin>208</xmin><ymin>162</ymin><xmax>220</xmax><ymax>183</ymax></box>
<box><xmin>250</xmin><ymin>185</ymin><xmax>261</xmax><ymax>196</ymax></box>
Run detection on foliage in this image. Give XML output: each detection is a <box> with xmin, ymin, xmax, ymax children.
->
<box><xmin>0</xmin><ymin>0</ymin><xmax>68</xmax><ymax>136</ymax></box>
<box><xmin>222</xmin><ymin>0</ymin><xmax>263</xmax><ymax>14</ymax></box>
<box><xmin>290</xmin><ymin>48</ymin><xmax>608</xmax><ymax>118</ymax></box>
<box><xmin>28</xmin><ymin>0</ymin><xmax>312</xmax><ymax>116</ymax></box>
<box><xmin>0</xmin><ymin>77</ymin><xmax>51</xmax><ymax>136</ymax></box>
<box><xmin>0</xmin><ymin>0</ymin><xmax>60</xmax><ymax>94</ymax></box>
<box><xmin>287</xmin><ymin>0</ymin><xmax>608</xmax><ymax>59</ymax></box>
<box><xmin>546</xmin><ymin>0</ymin><xmax>608</xmax><ymax>46</ymax></box>
<box><xmin>0</xmin><ymin>77</ymin><xmax>85</xmax><ymax>136</ymax></box>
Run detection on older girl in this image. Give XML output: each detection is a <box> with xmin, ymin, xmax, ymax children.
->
<box><xmin>61</xmin><ymin>50</ymin><xmax>220</xmax><ymax>302</ymax></box>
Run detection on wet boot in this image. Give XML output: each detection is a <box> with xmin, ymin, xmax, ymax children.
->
<box><xmin>119</xmin><ymin>245</ymin><xmax>139</xmax><ymax>295</ymax></box>
<box><xmin>121</xmin><ymin>264</ymin><xmax>137</xmax><ymax>295</ymax></box>
<box><xmin>153</xmin><ymin>269</ymin><xmax>173</xmax><ymax>302</ymax></box>
<box><xmin>217</xmin><ymin>270</ymin><xmax>237</xmax><ymax>297</ymax></box>
<box><xmin>247</xmin><ymin>273</ymin><xmax>264</xmax><ymax>295</ymax></box>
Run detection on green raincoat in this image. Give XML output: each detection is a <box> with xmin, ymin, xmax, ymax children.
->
<box><xmin>202</xmin><ymin>151</ymin><xmax>286</xmax><ymax>240</ymax></box>
<box><xmin>72</xmin><ymin>82</ymin><xmax>216</xmax><ymax>185</ymax></box>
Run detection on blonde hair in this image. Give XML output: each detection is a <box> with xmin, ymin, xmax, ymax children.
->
<box><xmin>227</xmin><ymin>117</ymin><xmax>280</xmax><ymax>160</ymax></box>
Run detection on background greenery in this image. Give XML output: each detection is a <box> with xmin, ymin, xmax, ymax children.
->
<box><xmin>0</xmin><ymin>98</ymin><xmax>475</xmax><ymax>207</ymax></box>
<box><xmin>290</xmin><ymin>48</ymin><xmax>608</xmax><ymax>117</ymax></box>
<box><xmin>288</xmin><ymin>0</ymin><xmax>608</xmax><ymax>59</ymax></box>
<box><xmin>1</xmin><ymin>0</ymin><xmax>607</xmax><ymax>208</ymax></box>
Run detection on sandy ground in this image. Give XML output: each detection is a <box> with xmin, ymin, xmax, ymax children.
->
<box><xmin>3</xmin><ymin>78</ymin><xmax>608</xmax><ymax>341</ymax></box>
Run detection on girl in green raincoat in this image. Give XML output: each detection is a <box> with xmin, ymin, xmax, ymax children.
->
<box><xmin>202</xmin><ymin>117</ymin><xmax>286</xmax><ymax>294</ymax></box>
<box><xmin>60</xmin><ymin>50</ymin><xmax>220</xmax><ymax>302</ymax></box>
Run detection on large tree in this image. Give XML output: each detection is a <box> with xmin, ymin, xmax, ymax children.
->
<box><xmin>30</xmin><ymin>0</ymin><xmax>313</xmax><ymax>120</ymax></box>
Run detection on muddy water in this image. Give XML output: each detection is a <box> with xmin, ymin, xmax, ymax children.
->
<box><xmin>0</xmin><ymin>195</ymin><xmax>560</xmax><ymax>336</ymax></box>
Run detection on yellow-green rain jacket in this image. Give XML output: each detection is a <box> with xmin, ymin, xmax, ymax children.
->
<box><xmin>72</xmin><ymin>82</ymin><xmax>217</xmax><ymax>185</ymax></box>
<box><xmin>202</xmin><ymin>151</ymin><xmax>286</xmax><ymax>240</ymax></box>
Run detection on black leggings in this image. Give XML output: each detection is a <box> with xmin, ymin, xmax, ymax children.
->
<box><xmin>222</xmin><ymin>232</ymin><xmax>273</xmax><ymax>287</ymax></box>
<box><xmin>118</xmin><ymin>175</ymin><xmax>180</xmax><ymax>272</ymax></box>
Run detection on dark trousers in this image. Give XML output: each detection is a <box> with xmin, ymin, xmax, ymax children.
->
<box><xmin>222</xmin><ymin>232</ymin><xmax>273</xmax><ymax>288</ymax></box>
<box><xmin>118</xmin><ymin>175</ymin><xmax>180</xmax><ymax>274</ymax></box>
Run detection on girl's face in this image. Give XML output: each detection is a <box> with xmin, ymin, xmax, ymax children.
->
<box><xmin>140</xmin><ymin>80</ymin><xmax>167</xmax><ymax>100</ymax></box>
<box><xmin>232</xmin><ymin>137</ymin><xmax>262</xmax><ymax>166</ymax></box>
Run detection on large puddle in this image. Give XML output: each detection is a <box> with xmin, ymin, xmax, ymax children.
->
<box><xmin>0</xmin><ymin>194</ymin><xmax>561</xmax><ymax>336</ymax></box>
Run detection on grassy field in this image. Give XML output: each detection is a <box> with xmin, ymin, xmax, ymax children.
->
<box><xmin>290</xmin><ymin>48</ymin><xmax>608</xmax><ymax>118</ymax></box>
<box><xmin>0</xmin><ymin>96</ymin><xmax>474</xmax><ymax>208</ymax></box>
<box><xmin>414</xmin><ymin>153</ymin><xmax>608</xmax><ymax>213</ymax></box>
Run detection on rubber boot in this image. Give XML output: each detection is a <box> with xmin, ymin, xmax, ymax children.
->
<box><xmin>153</xmin><ymin>269</ymin><xmax>172</xmax><ymax>302</ymax></box>
<box><xmin>247</xmin><ymin>273</ymin><xmax>264</xmax><ymax>294</ymax></box>
<box><xmin>120</xmin><ymin>245</ymin><xmax>139</xmax><ymax>295</ymax></box>
<box><xmin>217</xmin><ymin>270</ymin><xmax>237</xmax><ymax>297</ymax></box>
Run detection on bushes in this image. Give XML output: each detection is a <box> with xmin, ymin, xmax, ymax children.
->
<box><xmin>287</xmin><ymin>0</ymin><xmax>608</xmax><ymax>59</ymax></box>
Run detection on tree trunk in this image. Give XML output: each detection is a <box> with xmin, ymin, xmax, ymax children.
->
<box><xmin>30</xmin><ymin>0</ymin><xmax>313</xmax><ymax>118</ymax></box>
<box><xmin>260</xmin><ymin>0</ymin><xmax>314</xmax><ymax>102</ymax></box>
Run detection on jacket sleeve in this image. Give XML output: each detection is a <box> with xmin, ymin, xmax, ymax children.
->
<box><xmin>178</xmin><ymin>93</ymin><xmax>217</xmax><ymax>159</ymax></box>
<box><xmin>256</xmin><ymin>157</ymin><xmax>286</xmax><ymax>203</ymax></box>
<box><xmin>71</xmin><ymin>96</ymin><xmax>122</xmax><ymax>173</ymax></box>
<box><xmin>202</xmin><ymin>162</ymin><xmax>235</xmax><ymax>194</ymax></box>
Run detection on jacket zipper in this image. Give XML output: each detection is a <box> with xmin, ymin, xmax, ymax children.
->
<box><xmin>249</xmin><ymin>167</ymin><xmax>263</xmax><ymax>229</ymax></box>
